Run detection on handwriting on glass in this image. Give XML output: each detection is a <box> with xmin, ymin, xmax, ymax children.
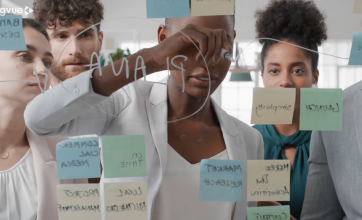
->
<box><xmin>305</xmin><ymin>103</ymin><xmax>340</xmax><ymax>112</ymax></box>
<box><xmin>58</xmin><ymin>188</ymin><xmax>100</xmax><ymax>212</ymax></box>
<box><xmin>202</xmin><ymin>163</ymin><xmax>242</xmax><ymax>188</ymax></box>
<box><xmin>255</xmin><ymin>104</ymin><xmax>292</xmax><ymax>117</ymax></box>
<box><xmin>251</xmin><ymin>163</ymin><xmax>290</xmax><ymax>197</ymax></box>
<box><xmin>59</xmin><ymin>139</ymin><xmax>99</xmax><ymax>169</ymax></box>
<box><xmin>106</xmin><ymin>185</ymin><xmax>147</xmax><ymax>213</ymax></box>
<box><xmin>119</xmin><ymin>153</ymin><xmax>144</xmax><ymax>169</ymax></box>
<box><xmin>0</xmin><ymin>18</ymin><xmax>21</xmax><ymax>38</ymax></box>
<box><xmin>252</xmin><ymin>212</ymin><xmax>288</xmax><ymax>220</ymax></box>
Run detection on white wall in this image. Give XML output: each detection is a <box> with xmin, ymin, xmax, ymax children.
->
<box><xmin>10</xmin><ymin>0</ymin><xmax>362</xmax><ymax>41</ymax></box>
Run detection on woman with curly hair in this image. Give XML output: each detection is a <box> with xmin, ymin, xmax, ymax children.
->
<box><xmin>253</xmin><ymin>0</ymin><xmax>327</xmax><ymax>219</ymax></box>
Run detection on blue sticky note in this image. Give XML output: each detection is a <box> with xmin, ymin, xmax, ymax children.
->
<box><xmin>56</xmin><ymin>137</ymin><xmax>101</xmax><ymax>180</ymax></box>
<box><xmin>0</xmin><ymin>15</ymin><xmax>26</xmax><ymax>51</ymax></box>
<box><xmin>199</xmin><ymin>159</ymin><xmax>243</xmax><ymax>202</ymax></box>
<box><xmin>349</xmin><ymin>31</ymin><xmax>362</xmax><ymax>65</ymax></box>
<box><xmin>146</xmin><ymin>0</ymin><xmax>190</xmax><ymax>18</ymax></box>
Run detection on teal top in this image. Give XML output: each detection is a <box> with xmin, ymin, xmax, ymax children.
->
<box><xmin>253</xmin><ymin>124</ymin><xmax>312</xmax><ymax>220</ymax></box>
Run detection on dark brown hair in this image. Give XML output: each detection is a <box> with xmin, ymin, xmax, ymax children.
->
<box><xmin>23</xmin><ymin>18</ymin><xmax>49</xmax><ymax>41</ymax></box>
<box><xmin>33</xmin><ymin>0</ymin><xmax>104</xmax><ymax>32</ymax></box>
<box><xmin>255</xmin><ymin>0</ymin><xmax>327</xmax><ymax>73</ymax></box>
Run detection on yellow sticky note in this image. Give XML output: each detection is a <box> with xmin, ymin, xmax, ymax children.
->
<box><xmin>57</xmin><ymin>184</ymin><xmax>101</xmax><ymax>220</ymax></box>
<box><xmin>191</xmin><ymin>0</ymin><xmax>235</xmax><ymax>16</ymax></box>
<box><xmin>104</xmin><ymin>182</ymin><xmax>148</xmax><ymax>220</ymax></box>
<box><xmin>251</xmin><ymin>88</ymin><xmax>296</xmax><ymax>125</ymax></box>
<box><xmin>354</xmin><ymin>0</ymin><xmax>362</xmax><ymax>14</ymax></box>
<box><xmin>247</xmin><ymin>160</ymin><xmax>290</xmax><ymax>202</ymax></box>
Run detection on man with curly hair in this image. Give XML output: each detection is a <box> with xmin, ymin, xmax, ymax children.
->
<box><xmin>33</xmin><ymin>0</ymin><xmax>104</xmax><ymax>86</ymax></box>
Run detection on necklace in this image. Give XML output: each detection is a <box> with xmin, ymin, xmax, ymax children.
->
<box><xmin>0</xmin><ymin>139</ymin><xmax>25</xmax><ymax>159</ymax></box>
<box><xmin>0</xmin><ymin>145</ymin><xmax>16</xmax><ymax>159</ymax></box>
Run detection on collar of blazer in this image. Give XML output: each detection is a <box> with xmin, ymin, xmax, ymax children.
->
<box><xmin>26</xmin><ymin>129</ymin><xmax>55</xmax><ymax>162</ymax></box>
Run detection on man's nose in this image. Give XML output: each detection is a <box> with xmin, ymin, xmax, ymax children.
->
<box><xmin>68</xmin><ymin>38</ymin><xmax>82</xmax><ymax>56</ymax></box>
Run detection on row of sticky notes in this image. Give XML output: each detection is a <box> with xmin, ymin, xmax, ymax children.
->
<box><xmin>251</xmin><ymin>88</ymin><xmax>343</xmax><ymax>131</ymax></box>
<box><xmin>57</xmin><ymin>136</ymin><xmax>291</xmax><ymax>202</ymax></box>
<box><xmin>56</xmin><ymin>135</ymin><xmax>147</xmax><ymax>180</ymax></box>
<box><xmin>56</xmin><ymin>158</ymin><xmax>290</xmax><ymax>220</ymax></box>
<box><xmin>57</xmin><ymin>182</ymin><xmax>290</xmax><ymax>220</ymax></box>
<box><xmin>201</xmin><ymin>159</ymin><xmax>291</xmax><ymax>202</ymax></box>
<box><xmin>146</xmin><ymin>0</ymin><xmax>235</xmax><ymax>18</ymax></box>
<box><xmin>57</xmin><ymin>182</ymin><xmax>148</xmax><ymax>220</ymax></box>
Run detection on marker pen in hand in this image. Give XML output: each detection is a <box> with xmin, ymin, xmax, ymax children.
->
<box><xmin>221</xmin><ymin>48</ymin><xmax>235</xmax><ymax>62</ymax></box>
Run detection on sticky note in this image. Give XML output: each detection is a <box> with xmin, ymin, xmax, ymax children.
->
<box><xmin>300</xmin><ymin>88</ymin><xmax>343</xmax><ymax>131</ymax></box>
<box><xmin>247</xmin><ymin>160</ymin><xmax>290</xmax><ymax>201</ymax></box>
<box><xmin>247</xmin><ymin>206</ymin><xmax>290</xmax><ymax>220</ymax></box>
<box><xmin>251</xmin><ymin>88</ymin><xmax>296</xmax><ymax>125</ymax></box>
<box><xmin>349</xmin><ymin>31</ymin><xmax>362</xmax><ymax>65</ymax></box>
<box><xmin>104</xmin><ymin>182</ymin><xmax>148</xmax><ymax>220</ymax></box>
<box><xmin>56</xmin><ymin>137</ymin><xmax>101</xmax><ymax>180</ymax></box>
<box><xmin>102</xmin><ymin>135</ymin><xmax>147</xmax><ymax>178</ymax></box>
<box><xmin>354</xmin><ymin>0</ymin><xmax>362</xmax><ymax>13</ymax></box>
<box><xmin>57</xmin><ymin>184</ymin><xmax>101</xmax><ymax>220</ymax></box>
<box><xmin>0</xmin><ymin>15</ymin><xmax>26</xmax><ymax>51</ymax></box>
<box><xmin>191</xmin><ymin>0</ymin><xmax>235</xmax><ymax>16</ymax></box>
<box><xmin>146</xmin><ymin>0</ymin><xmax>190</xmax><ymax>18</ymax></box>
<box><xmin>199</xmin><ymin>159</ymin><xmax>243</xmax><ymax>202</ymax></box>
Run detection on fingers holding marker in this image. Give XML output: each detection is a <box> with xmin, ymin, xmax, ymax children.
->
<box><xmin>213</xmin><ymin>31</ymin><xmax>222</xmax><ymax>64</ymax></box>
<box><xmin>193</xmin><ymin>26</ymin><xmax>234</xmax><ymax>65</ymax></box>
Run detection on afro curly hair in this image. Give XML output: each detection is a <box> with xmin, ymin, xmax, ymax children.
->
<box><xmin>33</xmin><ymin>0</ymin><xmax>104</xmax><ymax>32</ymax></box>
<box><xmin>255</xmin><ymin>0</ymin><xmax>327</xmax><ymax>73</ymax></box>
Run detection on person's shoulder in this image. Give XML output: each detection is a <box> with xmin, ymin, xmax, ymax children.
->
<box><xmin>229</xmin><ymin>115</ymin><xmax>262</xmax><ymax>140</ymax></box>
<box><xmin>343</xmin><ymin>80</ymin><xmax>362</xmax><ymax>102</ymax></box>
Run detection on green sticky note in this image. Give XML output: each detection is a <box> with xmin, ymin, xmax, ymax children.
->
<box><xmin>247</xmin><ymin>206</ymin><xmax>290</xmax><ymax>220</ymax></box>
<box><xmin>102</xmin><ymin>135</ymin><xmax>147</xmax><ymax>178</ymax></box>
<box><xmin>300</xmin><ymin>88</ymin><xmax>343</xmax><ymax>131</ymax></box>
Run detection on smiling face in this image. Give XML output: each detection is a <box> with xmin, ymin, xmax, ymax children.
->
<box><xmin>160</xmin><ymin>16</ymin><xmax>235</xmax><ymax>98</ymax></box>
<box><xmin>262</xmin><ymin>40</ymin><xmax>319</xmax><ymax>111</ymax></box>
<box><xmin>0</xmin><ymin>27</ymin><xmax>53</xmax><ymax>106</ymax></box>
<box><xmin>47</xmin><ymin>20</ymin><xmax>103</xmax><ymax>84</ymax></box>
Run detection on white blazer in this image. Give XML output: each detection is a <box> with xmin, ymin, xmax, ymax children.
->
<box><xmin>24</xmin><ymin>69</ymin><xmax>264</xmax><ymax>220</ymax></box>
<box><xmin>25</xmin><ymin>129</ymin><xmax>87</xmax><ymax>220</ymax></box>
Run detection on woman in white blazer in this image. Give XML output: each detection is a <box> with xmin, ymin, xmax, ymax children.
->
<box><xmin>25</xmin><ymin>14</ymin><xmax>264</xmax><ymax>220</ymax></box>
<box><xmin>0</xmin><ymin>19</ymin><xmax>86</xmax><ymax>220</ymax></box>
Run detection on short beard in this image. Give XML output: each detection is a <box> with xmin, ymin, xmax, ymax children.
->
<box><xmin>50</xmin><ymin>53</ymin><xmax>99</xmax><ymax>81</ymax></box>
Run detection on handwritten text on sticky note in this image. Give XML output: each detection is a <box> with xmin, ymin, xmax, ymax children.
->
<box><xmin>349</xmin><ymin>31</ymin><xmax>362</xmax><ymax>65</ymax></box>
<box><xmin>57</xmin><ymin>184</ymin><xmax>101</xmax><ymax>220</ymax></box>
<box><xmin>146</xmin><ymin>0</ymin><xmax>190</xmax><ymax>18</ymax></box>
<box><xmin>199</xmin><ymin>159</ymin><xmax>243</xmax><ymax>202</ymax></box>
<box><xmin>251</xmin><ymin>88</ymin><xmax>296</xmax><ymax>125</ymax></box>
<box><xmin>56</xmin><ymin>137</ymin><xmax>101</xmax><ymax>179</ymax></box>
<box><xmin>191</xmin><ymin>0</ymin><xmax>235</xmax><ymax>16</ymax></box>
<box><xmin>247</xmin><ymin>160</ymin><xmax>290</xmax><ymax>201</ymax></box>
<box><xmin>247</xmin><ymin>205</ymin><xmax>290</xmax><ymax>220</ymax></box>
<box><xmin>104</xmin><ymin>182</ymin><xmax>148</xmax><ymax>220</ymax></box>
<box><xmin>0</xmin><ymin>15</ymin><xmax>26</xmax><ymax>51</ymax></box>
<box><xmin>300</xmin><ymin>88</ymin><xmax>343</xmax><ymax>131</ymax></box>
<box><xmin>102</xmin><ymin>135</ymin><xmax>147</xmax><ymax>178</ymax></box>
